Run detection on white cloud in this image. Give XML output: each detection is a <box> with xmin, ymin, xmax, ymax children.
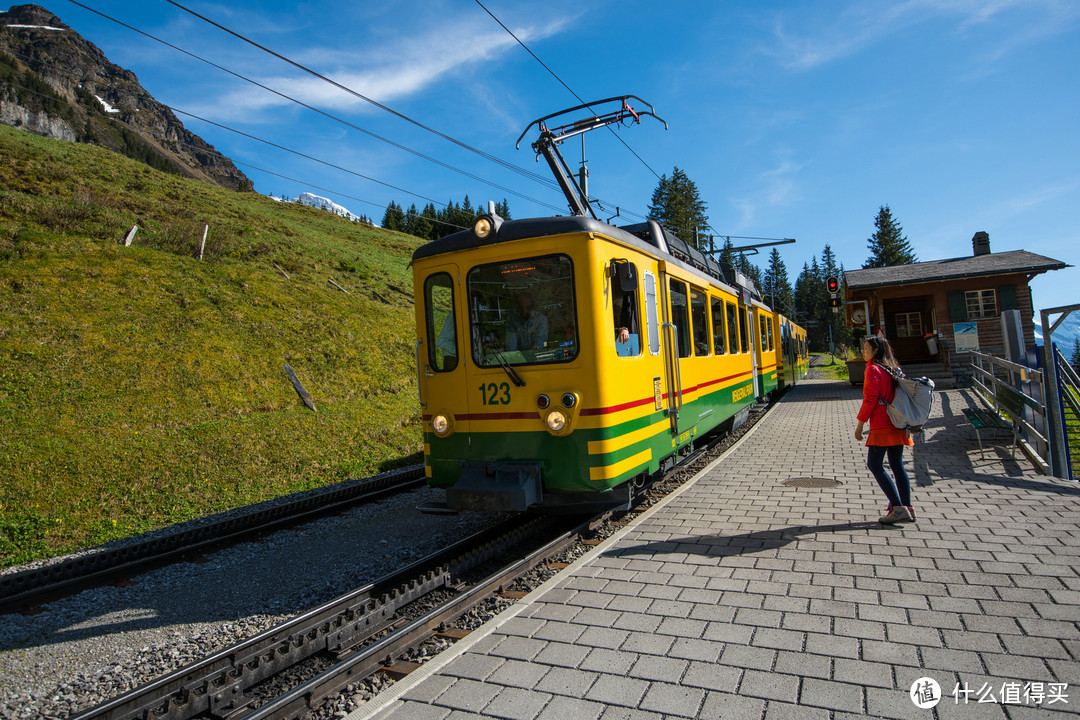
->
<box><xmin>730</xmin><ymin>159</ymin><xmax>807</xmax><ymax>228</ymax></box>
<box><xmin>203</xmin><ymin>12</ymin><xmax>574</xmax><ymax>119</ymax></box>
<box><xmin>768</xmin><ymin>0</ymin><xmax>1080</xmax><ymax>71</ymax></box>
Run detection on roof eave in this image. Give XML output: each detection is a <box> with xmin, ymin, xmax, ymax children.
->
<box><xmin>847</xmin><ymin>262</ymin><xmax>1067</xmax><ymax>290</ymax></box>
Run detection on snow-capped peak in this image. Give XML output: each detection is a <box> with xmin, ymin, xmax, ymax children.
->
<box><xmin>289</xmin><ymin>192</ymin><xmax>363</xmax><ymax>222</ymax></box>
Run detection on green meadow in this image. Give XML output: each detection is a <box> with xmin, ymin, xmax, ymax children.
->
<box><xmin>0</xmin><ymin>124</ymin><xmax>425</xmax><ymax>566</ymax></box>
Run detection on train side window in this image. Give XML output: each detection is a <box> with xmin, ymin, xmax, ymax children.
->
<box><xmin>425</xmin><ymin>273</ymin><xmax>457</xmax><ymax>372</ymax></box>
<box><xmin>740</xmin><ymin>306</ymin><xmax>750</xmax><ymax>355</ymax></box>
<box><xmin>613</xmin><ymin>263</ymin><xmax>640</xmax><ymax>358</ymax></box>
<box><xmin>691</xmin><ymin>287</ymin><xmax>709</xmax><ymax>356</ymax></box>
<box><xmin>711</xmin><ymin>296</ymin><xmax>726</xmax><ymax>355</ymax></box>
<box><xmin>644</xmin><ymin>271</ymin><xmax>661</xmax><ymax>356</ymax></box>
<box><xmin>669</xmin><ymin>279</ymin><xmax>691</xmax><ymax>359</ymax></box>
<box><xmin>759</xmin><ymin>313</ymin><xmax>768</xmax><ymax>352</ymax></box>
<box><xmin>726</xmin><ymin>302</ymin><xmax>739</xmax><ymax>353</ymax></box>
<box><xmin>767</xmin><ymin>318</ymin><xmax>774</xmax><ymax>351</ymax></box>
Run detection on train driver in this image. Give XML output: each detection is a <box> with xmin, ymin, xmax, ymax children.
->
<box><xmin>505</xmin><ymin>290</ymin><xmax>548</xmax><ymax>351</ymax></box>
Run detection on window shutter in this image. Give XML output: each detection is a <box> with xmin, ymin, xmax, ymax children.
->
<box><xmin>998</xmin><ymin>285</ymin><xmax>1018</xmax><ymax>311</ymax></box>
<box><xmin>947</xmin><ymin>291</ymin><xmax>966</xmax><ymax>321</ymax></box>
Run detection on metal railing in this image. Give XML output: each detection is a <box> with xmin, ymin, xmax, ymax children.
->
<box><xmin>969</xmin><ymin>350</ymin><xmax>1049</xmax><ymax>472</ymax></box>
<box><xmin>1052</xmin><ymin>344</ymin><xmax>1080</xmax><ymax>481</ymax></box>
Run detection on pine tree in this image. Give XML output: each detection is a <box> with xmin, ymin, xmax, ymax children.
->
<box><xmin>761</xmin><ymin>248</ymin><xmax>793</xmax><ymax>315</ymax></box>
<box><xmin>719</xmin><ymin>237</ymin><xmax>736</xmax><ymax>269</ymax></box>
<box><xmin>648</xmin><ymin>167</ymin><xmax>709</xmax><ymax>249</ymax></box>
<box><xmin>405</xmin><ymin>203</ymin><xmax>436</xmax><ymax>241</ymax></box>
<box><xmin>495</xmin><ymin>198</ymin><xmax>512</xmax><ymax>221</ymax></box>
<box><xmin>864</xmin><ymin>205</ymin><xmax>917</xmax><ymax>268</ymax></box>
<box><xmin>1071</xmin><ymin>337</ymin><xmax>1080</xmax><ymax>374</ymax></box>
<box><xmin>792</xmin><ymin>262</ymin><xmax>815</xmax><ymax>323</ymax></box>
<box><xmin>381</xmin><ymin>202</ymin><xmax>406</xmax><ymax>232</ymax></box>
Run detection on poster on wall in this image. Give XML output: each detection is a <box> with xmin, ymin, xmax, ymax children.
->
<box><xmin>953</xmin><ymin>321</ymin><xmax>980</xmax><ymax>352</ymax></box>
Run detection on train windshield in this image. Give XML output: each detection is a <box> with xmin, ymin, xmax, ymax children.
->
<box><xmin>467</xmin><ymin>254</ymin><xmax>577</xmax><ymax>367</ymax></box>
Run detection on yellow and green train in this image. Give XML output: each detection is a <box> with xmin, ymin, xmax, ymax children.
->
<box><xmin>411</xmin><ymin>96</ymin><xmax>807</xmax><ymax>512</ymax></box>
<box><xmin>412</xmin><ymin>213</ymin><xmax>807</xmax><ymax>512</ymax></box>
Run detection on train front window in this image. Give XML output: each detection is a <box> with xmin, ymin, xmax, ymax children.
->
<box><xmin>467</xmin><ymin>254</ymin><xmax>577</xmax><ymax>366</ymax></box>
<box><xmin>424</xmin><ymin>273</ymin><xmax>457</xmax><ymax>372</ymax></box>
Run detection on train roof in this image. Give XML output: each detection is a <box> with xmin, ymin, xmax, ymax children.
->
<box><xmin>412</xmin><ymin>214</ymin><xmax>763</xmax><ymax>304</ymax></box>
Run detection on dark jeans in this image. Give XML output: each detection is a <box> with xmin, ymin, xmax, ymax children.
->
<box><xmin>867</xmin><ymin>445</ymin><xmax>911</xmax><ymax>507</ymax></box>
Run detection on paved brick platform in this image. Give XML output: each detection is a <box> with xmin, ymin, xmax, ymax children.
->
<box><xmin>353</xmin><ymin>376</ymin><xmax>1080</xmax><ymax>719</ymax></box>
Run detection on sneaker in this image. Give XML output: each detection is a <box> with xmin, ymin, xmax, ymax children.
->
<box><xmin>902</xmin><ymin>506</ymin><xmax>917</xmax><ymax>523</ymax></box>
<box><xmin>879</xmin><ymin>506</ymin><xmax>912</xmax><ymax>524</ymax></box>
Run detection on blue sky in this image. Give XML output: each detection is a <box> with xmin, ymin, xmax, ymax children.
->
<box><xmin>47</xmin><ymin>0</ymin><xmax>1080</xmax><ymax>328</ymax></box>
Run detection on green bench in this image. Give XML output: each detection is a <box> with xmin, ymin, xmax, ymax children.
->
<box><xmin>961</xmin><ymin>385</ymin><xmax>1025</xmax><ymax>459</ymax></box>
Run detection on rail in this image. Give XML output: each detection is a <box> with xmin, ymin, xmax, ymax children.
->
<box><xmin>0</xmin><ymin>466</ymin><xmax>426</xmax><ymax>611</ymax></box>
<box><xmin>968</xmin><ymin>350</ymin><xmax>1049</xmax><ymax>472</ymax></box>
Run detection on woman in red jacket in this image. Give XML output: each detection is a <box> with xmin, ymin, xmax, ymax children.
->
<box><xmin>855</xmin><ymin>335</ymin><xmax>916</xmax><ymax>524</ymax></box>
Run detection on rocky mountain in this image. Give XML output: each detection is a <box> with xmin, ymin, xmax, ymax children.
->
<box><xmin>0</xmin><ymin>4</ymin><xmax>251</xmax><ymax>191</ymax></box>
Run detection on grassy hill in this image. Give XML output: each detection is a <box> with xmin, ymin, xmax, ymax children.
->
<box><xmin>0</xmin><ymin>124</ymin><xmax>426</xmax><ymax>566</ymax></box>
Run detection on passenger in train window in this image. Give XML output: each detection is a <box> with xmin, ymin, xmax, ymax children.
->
<box><xmin>854</xmin><ymin>335</ymin><xmax>916</xmax><ymax>525</ymax></box>
<box><xmin>614</xmin><ymin>290</ymin><xmax>640</xmax><ymax>356</ymax></box>
<box><xmin>505</xmin><ymin>290</ymin><xmax>548</xmax><ymax>350</ymax></box>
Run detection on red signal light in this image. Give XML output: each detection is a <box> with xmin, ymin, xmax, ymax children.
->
<box><xmin>826</xmin><ymin>276</ymin><xmax>839</xmax><ymax>294</ymax></box>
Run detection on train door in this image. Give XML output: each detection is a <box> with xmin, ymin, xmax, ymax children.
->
<box><xmin>661</xmin><ymin>274</ymin><xmax>697</xmax><ymax>445</ymax></box>
<box><xmin>745</xmin><ymin>303</ymin><xmax>760</xmax><ymax>399</ymax></box>
<box><xmin>418</xmin><ymin>264</ymin><xmax>472</xmax><ymax>468</ymax></box>
<box><xmin>780</xmin><ymin>320</ymin><xmax>793</xmax><ymax>388</ymax></box>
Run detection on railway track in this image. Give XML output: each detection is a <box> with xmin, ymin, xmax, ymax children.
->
<box><xmin>67</xmin><ymin>513</ymin><xmax>592</xmax><ymax>720</ymax></box>
<box><xmin>63</xmin><ymin>397</ymin><xmax>776</xmax><ymax>720</ymax></box>
<box><xmin>0</xmin><ymin>466</ymin><xmax>426</xmax><ymax>613</ymax></box>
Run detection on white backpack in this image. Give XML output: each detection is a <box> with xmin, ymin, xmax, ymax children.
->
<box><xmin>878</xmin><ymin>365</ymin><xmax>935</xmax><ymax>434</ymax></box>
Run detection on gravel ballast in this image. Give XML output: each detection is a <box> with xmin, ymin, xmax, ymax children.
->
<box><xmin>0</xmin><ymin>487</ymin><xmax>498</xmax><ymax>719</ymax></box>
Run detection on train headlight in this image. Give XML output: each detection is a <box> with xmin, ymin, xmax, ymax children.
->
<box><xmin>546</xmin><ymin>410</ymin><xmax>567</xmax><ymax>433</ymax></box>
<box><xmin>536</xmin><ymin>394</ymin><xmax>550</xmax><ymax>409</ymax></box>
<box><xmin>472</xmin><ymin>213</ymin><xmax>502</xmax><ymax>240</ymax></box>
<box><xmin>432</xmin><ymin>414</ymin><xmax>452</xmax><ymax>437</ymax></box>
<box><xmin>561</xmin><ymin>392</ymin><xmax>577</xmax><ymax>409</ymax></box>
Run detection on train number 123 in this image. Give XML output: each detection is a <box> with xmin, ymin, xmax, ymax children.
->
<box><xmin>479</xmin><ymin>382</ymin><xmax>511</xmax><ymax>405</ymax></box>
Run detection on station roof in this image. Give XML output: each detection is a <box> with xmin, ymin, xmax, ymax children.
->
<box><xmin>845</xmin><ymin>250</ymin><xmax>1067</xmax><ymax>290</ymax></box>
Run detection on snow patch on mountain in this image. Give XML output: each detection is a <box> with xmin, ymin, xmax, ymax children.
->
<box><xmin>278</xmin><ymin>192</ymin><xmax>366</xmax><ymax>222</ymax></box>
<box><xmin>94</xmin><ymin>94</ymin><xmax>120</xmax><ymax>113</ymax></box>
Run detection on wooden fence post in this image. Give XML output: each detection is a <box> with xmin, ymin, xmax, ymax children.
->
<box><xmin>123</xmin><ymin>225</ymin><xmax>138</xmax><ymax>246</ymax></box>
<box><xmin>199</xmin><ymin>225</ymin><xmax>209</xmax><ymax>260</ymax></box>
<box><xmin>284</xmin><ymin>364</ymin><xmax>317</xmax><ymax>412</ymax></box>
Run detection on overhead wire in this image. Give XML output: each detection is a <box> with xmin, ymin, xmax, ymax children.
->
<box><xmin>61</xmin><ymin>1</ymin><xmax>719</xmax><ymax>240</ymax></box>
<box><xmin>472</xmin><ymin>0</ymin><xmax>716</xmax><ymax>236</ymax></box>
<box><xmin>473</xmin><ymin>0</ymin><xmax>663</xmax><ymax>182</ymax></box>
<box><xmin>468</xmin><ymin>5</ymin><xmax>759</xmax><ymax>247</ymax></box>
<box><xmin>0</xmin><ymin>55</ymin><xmax>467</xmax><ymax>229</ymax></box>
<box><xmin>64</xmin><ymin>0</ymin><xmax>565</xmax><ymax>213</ymax></box>
<box><xmin>162</xmin><ymin>0</ymin><xmax>563</xmax><ymax>191</ymax></box>
<box><xmin>232</xmin><ymin>161</ymin><xmax>470</xmax><ymax>232</ymax></box>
